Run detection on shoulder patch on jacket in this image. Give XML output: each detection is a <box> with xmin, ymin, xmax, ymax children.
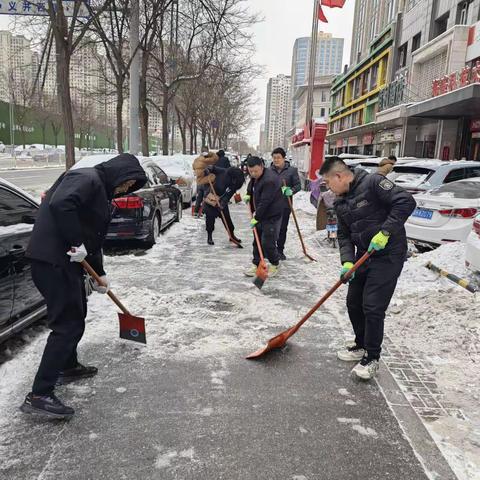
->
<box><xmin>379</xmin><ymin>178</ymin><xmax>394</xmax><ymax>190</ymax></box>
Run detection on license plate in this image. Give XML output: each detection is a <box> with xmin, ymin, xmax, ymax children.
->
<box><xmin>326</xmin><ymin>224</ymin><xmax>338</xmax><ymax>232</ymax></box>
<box><xmin>412</xmin><ymin>208</ymin><xmax>433</xmax><ymax>220</ymax></box>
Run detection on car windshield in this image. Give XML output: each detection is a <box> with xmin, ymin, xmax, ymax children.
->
<box><xmin>388</xmin><ymin>167</ymin><xmax>435</xmax><ymax>187</ymax></box>
<box><xmin>429</xmin><ymin>181</ymin><xmax>480</xmax><ymax>199</ymax></box>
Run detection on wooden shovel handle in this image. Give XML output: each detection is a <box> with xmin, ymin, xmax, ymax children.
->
<box><xmin>283</xmin><ymin>180</ymin><xmax>309</xmax><ymax>256</ymax></box>
<box><xmin>246</xmin><ymin>199</ymin><xmax>267</xmax><ymax>266</ymax></box>
<box><xmin>81</xmin><ymin>260</ymin><xmax>131</xmax><ymax>315</ymax></box>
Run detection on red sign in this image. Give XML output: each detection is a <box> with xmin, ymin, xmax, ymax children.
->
<box><xmin>336</xmin><ymin>139</ymin><xmax>343</xmax><ymax>148</ymax></box>
<box><xmin>348</xmin><ymin>136</ymin><xmax>358</xmax><ymax>146</ymax></box>
<box><xmin>363</xmin><ymin>133</ymin><xmax>374</xmax><ymax>145</ymax></box>
<box><xmin>432</xmin><ymin>61</ymin><xmax>480</xmax><ymax>97</ymax></box>
<box><xmin>471</xmin><ymin>119</ymin><xmax>480</xmax><ymax>132</ymax></box>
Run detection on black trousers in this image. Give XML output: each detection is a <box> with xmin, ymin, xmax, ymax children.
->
<box><xmin>277</xmin><ymin>208</ymin><xmax>291</xmax><ymax>254</ymax></box>
<box><xmin>31</xmin><ymin>260</ymin><xmax>87</xmax><ymax>395</ymax></box>
<box><xmin>204</xmin><ymin>204</ymin><xmax>235</xmax><ymax>235</ymax></box>
<box><xmin>253</xmin><ymin>218</ymin><xmax>281</xmax><ymax>267</ymax></box>
<box><xmin>346</xmin><ymin>254</ymin><xmax>405</xmax><ymax>359</ymax></box>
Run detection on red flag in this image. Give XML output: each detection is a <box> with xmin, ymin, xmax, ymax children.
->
<box><xmin>317</xmin><ymin>4</ymin><xmax>328</xmax><ymax>22</ymax></box>
<box><xmin>321</xmin><ymin>0</ymin><xmax>346</xmax><ymax>7</ymax></box>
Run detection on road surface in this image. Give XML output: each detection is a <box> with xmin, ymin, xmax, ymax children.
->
<box><xmin>0</xmin><ymin>167</ymin><xmax>64</xmax><ymax>196</ymax></box>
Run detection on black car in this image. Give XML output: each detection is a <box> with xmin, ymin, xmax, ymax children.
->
<box><xmin>0</xmin><ymin>178</ymin><xmax>45</xmax><ymax>343</ymax></box>
<box><xmin>72</xmin><ymin>156</ymin><xmax>183</xmax><ymax>246</ymax></box>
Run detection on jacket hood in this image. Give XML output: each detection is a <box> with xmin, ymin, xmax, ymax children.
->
<box><xmin>226</xmin><ymin>167</ymin><xmax>245</xmax><ymax>191</ymax></box>
<box><xmin>94</xmin><ymin>153</ymin><xmax>147</xmax><ymax>199</ymax></box>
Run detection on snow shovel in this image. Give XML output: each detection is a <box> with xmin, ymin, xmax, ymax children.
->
<box><xmin>246</xmin><ymin>251</ymin><xmax>372</xmax><ymax>359</ymax></box>
<box><xmin>247</xmin><ymin>203</ymin><xmax>269</xmax><ymax>289</ymax></box>
<box><xmin>283</xmin><ymin>181</ymin><xmax>316</xmax><ymax>262</ymax></box>
<box><xmin>81</xmin><ymin>260</ymin><xmax>147</xmax><ymax>344</ymax></box>
<box><xmin>208</xmin><ymin>179</ymin><xmax>243</xmax><ymax>249</ymax></box>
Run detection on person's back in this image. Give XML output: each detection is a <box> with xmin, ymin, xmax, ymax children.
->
<box><xmin>248</xmin><ymin>167</ymin><xmax>283</xmax><ymax>221</ymax></box>
<box><xmin>216</xmin><ymin>150</ymin><xmax>231</xmax><ymax>169</ymax></box>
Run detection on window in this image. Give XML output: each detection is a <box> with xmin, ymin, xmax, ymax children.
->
<box><xmin>398</xmin><ymin>42</ymin><xmax>408</xmax><ymax>69</ymax></box>
<box><xmin>444</xmin><ymin>168</ymin><xmax>466</xmax><ymax>183</ymax></box>
<box><xmin>0</xmin><ymin>187</ymin><xmax>37</xmax><ymax>227</ymax></box>
<box><xmin>320</xmin><ymin>108</ymin><xmax>325</xmax><ymax>117</ymax></box>
<box><xmin>153</xmin><ymin>166</ymin><xmax>170</xmax><ymax>185</ymax></box>
<box><xmin>433</xmin><ymin>13</ymin><xmax>449</xmax><ymax>39</ymax></box>
<box><xmin>412</xmin><ymin>33</ymin><xmax>421</xmax><ymax>52</ymax></box>
<box><xmin>465</xmin><ymin>167</ymin><xmax>480</xmax><ymax>178</ymax></box>
<box><xmin>370</xmin><ymin>63</ymin><xmax>379</xmax><ymax>89</ymax></box>
<box><xmin>456</xmin><ymin>0</ymin><xmax>472</xmax><ymax>25</ymax></box>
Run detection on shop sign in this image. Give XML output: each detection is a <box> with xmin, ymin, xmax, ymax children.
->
<box><xmin>378</xmin><ymin>75</ymin><xmax>407</xmax><ymax>112</ymax></box>
<box><xmin>472</xmin><ymin>132</ymin><xmax>480</xmax><ymax>139</ymax></box>
<box><xmin>348</xmin><ymin>136</ymin><xmax>358</xmax><ymax>146</ymax></box>
<box><xmin>471</xmin><ymin>119</ymin><xmax>480</xmax><ymax>132</ymax></box>
<box><xmin>336</xmin><ymin>139</ymin><xmax>343</xmax><ymax>148</ymax></box>
<box><xmin>363</xmin><ymin>133</ymin><xmax>374</xmax><ymax>145</ymax></box>
<box><xmin>467</xmin><ymin>21</ymin><xmax>480</xmax><ymax>62</ymax></box>
<box><xmin>379</xmin><ymin>129</ymin><xmax>402</xmax><ymax>143</ymax></box>
<box><xmin>432</xmin><ymin>62</ymin><xmax>480</xmax><ymax>97</ymax></box>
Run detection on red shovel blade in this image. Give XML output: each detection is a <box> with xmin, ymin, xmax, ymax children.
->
<box><xmin>119</xmin><ymin>313</ymin><xmax>147</xmax><ymax>344</ymax></box>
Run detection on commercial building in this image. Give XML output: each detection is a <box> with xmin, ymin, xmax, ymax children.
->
<box><xmin>328</xmin><ymin>0</ymin><xmax>480</xmax><ymax>159</ymax></box>
<box><xmin>264</xmin><ymin>74</ymin><xmax>292</xmax><ymax>151</ymax></box>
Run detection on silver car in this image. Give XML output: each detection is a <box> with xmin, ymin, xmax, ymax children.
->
<box><xmin>387</xmin><ymin>160</ymin><xmax>480</xmax><ymax>193</ymax></box>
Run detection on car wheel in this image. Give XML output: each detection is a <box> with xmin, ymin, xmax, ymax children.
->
<box><xmin>175</xmin><ymin>199</ymin><xmax>182</xmax><ymax>222</ymax></box>
<box><xmin>146</xmin><ymin>213</ymin><xmax>161</xmax><ymax>246</ymax></box>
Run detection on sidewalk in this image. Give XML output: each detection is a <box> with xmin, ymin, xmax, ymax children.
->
<box><xmin>0</xmin><ymin>203</ymin><xmax>460</xmax><ymax>479</ymax></box>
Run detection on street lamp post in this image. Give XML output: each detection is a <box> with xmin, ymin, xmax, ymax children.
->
<box><xmin>129</xmin><ymin>0</ymin><xmax>140</xmax><ymax>155</ymax></box>
<box><xmin>306</xmin><ymin>0</ymin><xmax>320</xmax><ymax>128</ymax></box>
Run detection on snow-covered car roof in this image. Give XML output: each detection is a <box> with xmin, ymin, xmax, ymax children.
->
<box><xmin>151</xmin><ymin>155</ymin><xmax>194</xmax><ymax>179</ymax></box>
<box><xmin>395</xmin><ymin>160</ymin><xmax>480</xmax><ymax>170</ymax></box>
<box><xmin>71</xmin><ymin>154</ymin><xmax>149</xmax><ymax>170</ymax></box>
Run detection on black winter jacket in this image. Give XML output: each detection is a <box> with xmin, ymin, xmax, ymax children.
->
<box><xmin>207</xmin><ymin>165</ymin><xmax>243</xmax><ymax>207</ymax></box>
<box><xmin>334</xmin><ymin>170</ymin><xmax>416</xmax><ymax>264</ymax></box>
<box><xmin>247</xmin><ymin>168</ymin><xmax>283</xmax><ymax>222</ymax></box>
<box><xmin>270</xmin><ymin>161</ymin><xmax>301</xmax><ymax>209</ymax></box>
<box><xmin>216</xmin><ymin>154</ymin><xmax>231</xmax><ymax>169</ymax></box>
<box><xmin>26</xmin><ymin>154</ymin><xmax>147</xmax><ymax>273</ymax></box>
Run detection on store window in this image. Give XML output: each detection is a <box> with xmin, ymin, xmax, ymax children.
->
<box><xmin>412</xmin><ymin>33</ymin><xmax>421</xmax><ymax>52</ymax></box>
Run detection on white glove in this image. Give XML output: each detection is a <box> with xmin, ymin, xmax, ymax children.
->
<box><xmin>67</xmin><ymin>244</ymin><xmax>87</xmax><ymax>263</ymax></box>
<box><xmin>92</xmin><ymin>275</ymin><xmax>109</xmax><ymax>294</ymax></box>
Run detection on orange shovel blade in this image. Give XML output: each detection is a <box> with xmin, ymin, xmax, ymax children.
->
<box><xmin>246</xmin><ymin>326</ymin><xmax>296</xmax><ymax>359</ymax></box>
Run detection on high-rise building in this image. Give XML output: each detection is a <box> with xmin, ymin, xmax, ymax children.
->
<box><xmin>0</xmin><ymin>31</ymin><xmax>34</xmax><ymax>102</ymax></box>
<box><xmin>259</xmin><ymin>123</ymin><xmax>266</xmax><ymax>153</ymax></box>
<box><xmin>264</xmin><ymin>74</ymin><xmax>291</xmax><ymax>151</ymax></box>
<box><xmin>290</xmin><ymin>33</ymin><xmax>344</xmax><ymax>127</ymax></box>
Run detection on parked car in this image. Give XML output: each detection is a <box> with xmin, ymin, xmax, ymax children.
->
<box><xmin>387</xmin><ymin>160</ymin><xmax>480</xmax><ymax>194</ymax></box>
<box><xmin>465</xmin><ymin>214</ymin><xmax>480</xmax><ymax>276</ymax></box>
<box><xmin>151</xmin><ymin>155</ymin><xmax>196</xmax><ymax>207</ymax></box>
<box><xmin>72</xmin><ymin>155</ymin><xmax>182</xmax><ymax>245</ymax></box>
<box><xmin>405</xmin><ymin>178</ymin><xmax>480</xmax><ymax>251</ymax></box>
<box><xmin>0</xmin><ymin>177</ymin><xmax>46</xmax><ymax>343</ymax></box>
<box><xmin>0</xmin><ymin>141</ymin><xmax>6</xmax><ymax>153</ymax></box>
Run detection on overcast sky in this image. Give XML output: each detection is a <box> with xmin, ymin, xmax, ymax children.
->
<box><xmin>247</xmin><ymin>0</ymin><xmax>355</xmax><ymax>146</ymax></box>
<box><xmin>0</xmin><ymin>0</ymin><xmax>355</xmax><ymax>147</ymax></box>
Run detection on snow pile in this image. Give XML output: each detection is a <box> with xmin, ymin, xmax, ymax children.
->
<box><xmin>294</xmin><ymin>191</ymin><xmax>317</xmax><ymax>216</ymax></box>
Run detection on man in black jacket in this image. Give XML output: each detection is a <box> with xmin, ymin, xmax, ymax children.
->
<box><xmin>270</xmin><ymin>147</ymin><xmax>301</xmax><ymax>260</ymax></box>
<box><xmin>21</xmin><ymin>154</ymin><xmax>147</xmax><ymax>419</ymax></box>
<box><xmin>202</xmin><ymin>165</ymin><xmax>245</xmax><ymax>245</ymax></box>
<box><xmin>244</xmin><ymin>156</ymin><xmax>283</xmax><ymax>277</ymax></box>
<box><xmin>320</xmin><ymin>157</ymin><xmax>415</xmax><ymax>380</ymax></box>
<box><xmin>215</xmin><ymin>150</ymin><xmax>231</xmax><ymax>169</ymax></box>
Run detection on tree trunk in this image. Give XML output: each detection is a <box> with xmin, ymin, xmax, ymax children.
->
<box><xmin>162</xmin><ymin>92</ymin><xmax>169</xmax><ymax>155</ymax></box>
<box><xmin>194</xmin><ymin>125</ymin><xmax>198</xmax><ymax>154</ymax></box>
<box><xmin>42</xmin><ymin>124</ymin><xmax>46</xmax><ymax>148</ymax></box>
<box><xmin>116</xmin><ymin>86</ymin><xmax>124</xmax><ymax>153</ymax></box>
<box><xmin>176</xmin><ymin>108</ymin><xmax>187</xmax><ymax>154</ymax></box>
<box><xmin>53</xmin><ymin>12</ymin><xmax>75</xmax><ymax>169</ymax></box>
<box><xmin>189</xmin><ymin>124</ymin><xmax>194</xmax><ymax>154</ymax></box>
<box><xmin>139</xmin><ymin>55</ymin><xmax>149</xmax><ymax>156</ymax></box>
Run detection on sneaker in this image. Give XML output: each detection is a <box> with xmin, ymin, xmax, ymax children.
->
<box><xmin>231</xmin><ymin>235</ymin><xmax>242</xmax><ymax>244</ymax></box>
<box><xmin>57</xmin><ymin>363</ymin><xmax>98</xmax><ymax>385</ymax></box>
<box><xmin>337</xmin><ymin>345</ymin><xmax>365</xmax><ymax>362</ymax></box>
<box><xmin>352</xmin><ymin>356</ymin><xmax>380</xmax><ymax>380</ymax></box>
<box><xmin>244</xmin><ymin>265</ymin><xmax>258</xmax><ymax>277</ymax></box>
<box><xmin>20</xmin><ymin>392</ymin><xmax>74</xmax><ymax>419</ymax></box>
<box><xmin>278</xmin><ymin>252</ymin><xmax>287</xmax><ymax>261</ymax></box>
<box><xmin>268</xmin><ymin>265</ymin><xmax>279</xmax><ymax>277</ymax></box>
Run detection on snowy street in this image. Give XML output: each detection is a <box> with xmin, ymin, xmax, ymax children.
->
<box><xmin>0</xmin><ymin>196</ymin><xmax>478</xmax><ymax>479</ymax></box>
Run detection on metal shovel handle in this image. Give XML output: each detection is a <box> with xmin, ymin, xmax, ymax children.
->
<box><xmin>81</xmin><ymin>260</ymin><xmax>131</xmax><ymax>315</ymax></box>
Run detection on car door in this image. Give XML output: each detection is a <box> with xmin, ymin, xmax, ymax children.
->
<box><xmin>151</xmin><ymin>165</ymin><xmax>176</xmax><ymax>224</ymax></box>
<box><xmin>0</xmin><ymin>186</ymin><xmax>43</xmax><ymax>326</ymax></box>
<box><xmin>145</xmin><ymin>164</ymin><xmax>171</xmax><ymax>225</ymax></box>
<box><xmin>155</xmin><ymin>166</ymin><xmax>181</xmax><ymax>221</ymax></box>
<box><xmin>0</xmin><ymin>228</ymin><xmax>13</xmax><ymax>332</ymax></box>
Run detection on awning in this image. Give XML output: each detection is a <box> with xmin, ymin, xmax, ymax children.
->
<box><xmin>407</xmin><ymin>84</ymin><xmax>480</xmax><ymax>119</ymax></box>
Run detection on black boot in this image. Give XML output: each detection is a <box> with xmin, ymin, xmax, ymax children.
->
<box><xmin>57</xmin><ymin>363</ymin><xmax>98</xmax><ymax>385</ymax></box>
<box><xmin>20</xmin><ymin>392</ymin><xmax>74</xmax><ymax>419</ymax></box>
<box><xmin>231</xmin><ymin>234</ymin><xmax>242</xmax><ymax>244</ymax></box>
<box><xmin>278</xmin><ymin>252</ymin><xmax>287</xmax><ymax>261</ymax></box>
<box><xmin>207</xmin><ymin>233</ymin><xmax>214</xmax><ymax>245</ymax></box>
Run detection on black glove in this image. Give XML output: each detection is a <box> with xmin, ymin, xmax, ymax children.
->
<box><xmin>204</xmin><ymin>166</ymin><xmax>214</xmax><ymax>176</ymax></box>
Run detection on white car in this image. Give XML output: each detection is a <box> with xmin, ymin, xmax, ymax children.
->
<box><xmin>406</xmin><ymin>178</ymin><xmax>480</xmax><ymax>251</ymax></box>
<box><xmin>0</xmin><ymin>141</ymin><xmax>5</xmax><ymax>153</ymax></box>
<box><xmin>465</xmin><ymin>214</ymin><xmax>480</xmax><ymax>275</ymax></box>
<box><xmin>151</xmin><ymin>155</ymin><xmax>196</xmax><ymax>207</ymax></box>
